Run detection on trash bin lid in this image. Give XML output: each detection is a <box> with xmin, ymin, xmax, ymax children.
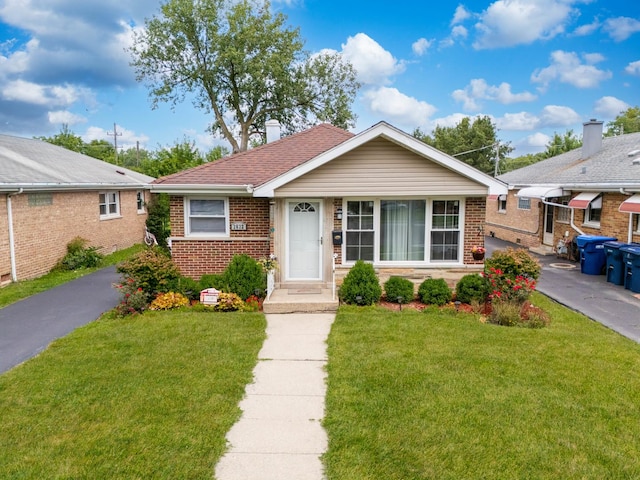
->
<box><xmin>620</xmin><ymin>245</ymin><xmax>640</xmax><ymax>255</ymax></box>
<box><xmin>576</xmin><ymin>235</ymin><xmax>617</xmax><ymax>247</ymax></box>
<box><xmin>603</xmin><ymin>241</ymin><xmax>629</xmax><ymax>250</ymax></box>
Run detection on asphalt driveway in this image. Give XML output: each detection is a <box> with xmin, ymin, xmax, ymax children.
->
<box><xmin>0</xmin><ymin>266</ymin><xmax>121</xmax><ymax>374</ymax></box>
<box><xmin>486</xmin><ymin>236</ymin><xmax>640</xmax><ymax>343</ymax></box>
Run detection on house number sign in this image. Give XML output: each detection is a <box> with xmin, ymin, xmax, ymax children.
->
<box><xmin>231</xmin><ymin>222</ymin><xmax>247</xmax><ymax>231</ymax></box>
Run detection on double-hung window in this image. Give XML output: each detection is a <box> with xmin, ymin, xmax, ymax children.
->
<box><xmin>186</xmin><ymin>198</ymin><xmax>228</xmax><ymax>236</ymax></box>
<box><xmin>99</xmin><ymin>191</ymin><xmax>120</xmax><ymax>219</ymax></box>
<box><xmin>344</xmin><ymin>198</ymin><xmax>461</xmax><ymax>264</ymax></box>
<box><xmin>136</xmin><ymin>191</ymin><xmax>145</xmax><ymax>213</ymax></box>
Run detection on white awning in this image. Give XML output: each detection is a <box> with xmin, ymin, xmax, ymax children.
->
<box><xmin>568</xmin><ymin>192</ymin><xmax>600</xmax><ymax>209</ymax></box>
<box><xmin>488</xmin><ymin>194</ymin><xmax>507</xmax><ymax>201</ymax></box>
<box><xmin>619</xmin><ymin>194</ymin><xmax>640</xmax><ymax>213</ymax></box>
<box><xmin>516</xmin><ymin>186</ymin><xmax>566</xmax><ymax>199</ymax></box>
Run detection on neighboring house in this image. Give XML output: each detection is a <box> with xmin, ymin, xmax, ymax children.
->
<box><xmin>0</xmin><ymin>134</ymin><xmax>154</xmax><ymax>283</ymax></box>
<box><xmin>486</xmin><ymin>120</ymin><xmax>640</xmax><ymax>251</ymax></box>
<box><xmin>152</xmin><ymin>121</ymin><xmax>506</xmax><ymax>290</ymax></box>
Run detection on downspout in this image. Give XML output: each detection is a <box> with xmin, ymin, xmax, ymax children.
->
<box><xmin>541</xmin><ymin>198</ymin><xmax>585</xmax><ymax>236</ymax></box>
<box><xmin>7</xmin><ymin>189</ymin><xmax>24</xmax><ymax>282</ymax></box>
<box><xmin>620</xmin><ymin>188</ymin><xmax>633</xmax><ymax>243</ymax></box>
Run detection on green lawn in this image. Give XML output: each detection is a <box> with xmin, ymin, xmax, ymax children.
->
<box><xmin>0</xmin><ymin>310</ymin><xmax>266</xmax><ymax>479</ymax></box>
<box><xmin>323</xmin><ymin>293</ymin><xmax>640</xmax><ymax>479</ymax></box>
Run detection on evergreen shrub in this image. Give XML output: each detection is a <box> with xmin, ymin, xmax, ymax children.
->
<box><xmin>339</xmin><ymin>260</ymin><xmax>382</xmax><ymax>305</ymax></box>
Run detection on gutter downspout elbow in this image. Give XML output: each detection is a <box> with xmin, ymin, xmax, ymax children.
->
<box><xmin>7</xmin><ymin>189</ymin><xmax>24</xmax><ymax>282</ymax></box>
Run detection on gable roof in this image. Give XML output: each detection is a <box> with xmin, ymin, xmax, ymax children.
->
<box><xmin>151</xmin><ymin>121</ymin><xmax>507</xmax><ymax>197</ymax></box>
<box><xmin>0</xmin><ymin>134</ymin><xmax>154</xmax><ymax>192</ymax></box>
<box><xmin>152</xmin><ymin>123</ymin><xmax>354</xmax><ymax>194</ymax></box>
<box><xmin>498</xmin><ymin>132</ymin><xmax>640</xmax><ymax>192</ymax></box>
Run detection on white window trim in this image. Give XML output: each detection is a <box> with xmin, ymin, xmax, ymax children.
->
<box><xmin>583</xmin><ymin>195</ymin><xmax>602</xmax><ymax>229</ymax></box>
<box><xmin>99</xmin><ymin>191</ymin><xmax>121</xmax><ymax>220</ymax></box>
<box><xmin>184</xmin><ymin>196</ymin><xmax>230</xmax><ymax>238</ymax></box>
<box><xmin>634</xmin><ymin>214</ymin><xmax>640</xmax><ymax>234</ymax></box>
<box><xmin>136</xmin><ymin>190</ymin><xmax>146</xmax><ymax>214</ymax></box>
<box><xmin>342</xmin><ymin>197</ymin><xmax>464</xmax><ymax>267</ymax></box>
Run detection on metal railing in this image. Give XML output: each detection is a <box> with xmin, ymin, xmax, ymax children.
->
<box><xmin>332</xmin><ymin>253</ymin><xmax>338</xmax><ymax>300</ymax></box>
<box><xmin>266</xmin><ymin>270</ymin><xmax>275</xmax><ymax>300</ymax></box>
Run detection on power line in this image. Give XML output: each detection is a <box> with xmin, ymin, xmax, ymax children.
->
<box><xmin>107</xmin><ymin>122</ymin><xmax>123</xmax><ymax>164</ymax></box>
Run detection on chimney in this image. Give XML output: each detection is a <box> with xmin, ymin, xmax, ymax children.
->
<box><xmin>265</xmin><ymin>119</ymin><xmax>281</xmax><ymax>143</ymax></box>
<box><xmin>582</xmin><ymin>119</ymin><xmax>603</xmax><ymax>158</ymax></box>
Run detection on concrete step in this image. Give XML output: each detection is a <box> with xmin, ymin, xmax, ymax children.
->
<box><xmin>263</xmin><ymin>288</ymin><xmax>338</xmax><ymax>314</ymax></box>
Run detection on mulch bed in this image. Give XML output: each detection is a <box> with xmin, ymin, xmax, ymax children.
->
<box><xmin>378</xmin><ymin>297</ymin><xmax>491</xmax><ymax>314</ymax></box>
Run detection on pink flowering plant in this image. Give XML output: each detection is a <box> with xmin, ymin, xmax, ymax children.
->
<box><xmin>113</xmin><ymin>278</ymin><xmax>150</xmax><ymax>316</ymax></box>
<box><xmin>483</xmin><ymin>267</ymin><xmax>536</xmax><ymax>305</ymax></box>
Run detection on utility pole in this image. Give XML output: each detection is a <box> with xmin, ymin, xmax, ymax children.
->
<box><xmin>493</xmin><ymin>141</ymin><xmax>500</xmax><ymax>177</ymax></box>
<box><xmin>107</xmin><ymin>123</ymin><xmax>122</xmax><ymax>165</ymax></box>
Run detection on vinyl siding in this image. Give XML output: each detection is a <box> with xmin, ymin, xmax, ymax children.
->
<box><xmin>274</xmin><ymin>138</ymin><xmax>487</xmax><ymax>197</ymax></box>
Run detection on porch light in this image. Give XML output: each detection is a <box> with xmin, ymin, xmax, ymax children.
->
<box><xmin>336</xmin><ymin>207</ymin><xmax>343</xmax><ymax>220</ymax></box>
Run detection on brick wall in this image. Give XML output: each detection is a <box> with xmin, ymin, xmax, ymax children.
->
<box><xmin>464</xmin><ymin>197</ymin><xmax>487</xmax><ymax>264</ymax></box>
<box><xmin>170</xmin><ymin>196</ymin><xmax>271</xmax><ymax>278</ymax></box>
<box><xmin>5</xmin><ymin>190</ymin><xmax>147</xmax><ymax>281</ymax></box>
<box><xmin>485</xmin><ymin>191</ymin><xmax>542</xmax><ymax>247</ymax></box>
<box><xmin>0</xmin><ymin>197</ymin><xmax>11</xmax><ymax>284</ymax></box>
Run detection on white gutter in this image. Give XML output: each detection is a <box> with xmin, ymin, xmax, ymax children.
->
<box><xmin>540</xmin><ymin>198</ymin><xmax>585</xmax><ymax>236</ymax></box>
<box><xmin>150</xmin><ymin>184</ymin><xmax>250</xmax><ymax>196</ymax></box>
<box><xmin>7</xmin><ymin>189</ymin><xmax>23</xmax><ymax>282</ymax></box>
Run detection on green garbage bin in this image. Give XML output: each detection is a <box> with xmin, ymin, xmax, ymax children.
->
<box><xmin>621</xmin><ymin>245</ymin><xmax>640</xmax><ymax>293</ymax></box>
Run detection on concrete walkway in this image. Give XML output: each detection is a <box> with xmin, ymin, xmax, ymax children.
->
<box><xmin>215</xmin><ymin>313</ymin><xmax>334</xmax><ymax>480</ymax></box>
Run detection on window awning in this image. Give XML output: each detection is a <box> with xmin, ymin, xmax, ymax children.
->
<box><xmin>488</xmin><ymin>194</ymin><xmax>507</xmax><ymax>201</ymax></box>
<box><xmin>568</xmin><ymin>192</ymin><xmax>600</xmax><ymax>209</ymax></box>
<box><xmin>619</xmin><ymin>193</ymin><xmax>640</xmax><ymax>213</ymax></box>
<box><xmin>515</xmin><ymin>186</ymin><xmax>566</xmax><ymax>199</ymax></box>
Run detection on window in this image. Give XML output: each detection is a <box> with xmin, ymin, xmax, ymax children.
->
<box><xmin>136</xmin><ymin>191</ymin><xmax>145</xmax><ymax>213</ymax></box>
<box><xmin>517</xmin><ymin>197</ymin><xmax>531</xmax><ymax>210</ymax></box>
<box><xmin>28</xmin><ymin>193</ymin><xmax>52</xmax><ymax>207</ymax></box>
<box><xmin>344</xmin><ymin>198</ymin><xmax>460</xmax><ymax>264</ymax></box>
<box><xmin>346</xmin><ymin>201</ymin><xmax>374</xmax><ymax>261</ymax></box>
<box><xmin>430</xmin><ymin>200</ymin><xmax>460</xmax><ymax>261</ymax></box>
<box><xmin>585</xmin><ymin>195</ymin><xmax>602</xmax><ymax>225</ymax></box>
<box><xmin>498</xmin><ymin>196</ymin><xmax>507</xmax><ymax>212</ymax></box>
<box><xmin>556</xmin><ymin>196</ymin><xmax>570</xmax><ymax>223</ymax></box>
<box><xmin>186</xmin><ymin>198</ymin><xmax>228</xmax><ymax>236</ymax></box>
<box><xmin>635</xmin><ymin>214</ymin><xmax>640</xmax><ymax>234</ymax></box>
<box><xmin>99</xmin><ymin>191</ymin><xmax>120</xmax><ymax>218</ymax></box>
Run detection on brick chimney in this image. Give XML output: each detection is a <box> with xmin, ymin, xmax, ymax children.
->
<box><xmin>582</xmin><ymin>119</ymin><xmax>603</xmax><ymax>158</ymax></box>
<box><xmin>265</xmin><ymin>119</ymin><xmax>281</xmax><ymax>143</ymax></box>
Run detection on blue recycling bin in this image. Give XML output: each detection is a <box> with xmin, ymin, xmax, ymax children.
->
<box><xmin>604</xmin><ymin>241</ymin><xmax>631</xmax><ymax>285</ymax></box>
<box><xmin>621</xmin><ymin>245</ymin><xmax>640</xmax><ymax>293</ymax></box>
<box><xmin>576</xmin><ymin>235</ymin><xmax>617</xmax><ymax>275</ymax></box>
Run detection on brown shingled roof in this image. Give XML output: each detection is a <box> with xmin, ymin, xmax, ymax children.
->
<box><xmin>153</xmin><ymin>123</ymin><xmax>354</xmax><ymax>187</ymax></box>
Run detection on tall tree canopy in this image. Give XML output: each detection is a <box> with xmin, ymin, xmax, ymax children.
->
<box><xmin>414</xmin><ymin>116</ymin><xmax>512</xmax><ymax>175</ymax></box>
<box><xmin>606</xmin><ymin>106</ymin><xmax>640</xmax><ymax>136</ymax></box>
<box><xmin>542</xmin><ymin>129</ymin><xmax>582</xmax><ymax>158</ymax></box>
<box><xmin>129</xmin><ymin>0</ymin><xmax>360</xmax><ymax>153</ymax></box>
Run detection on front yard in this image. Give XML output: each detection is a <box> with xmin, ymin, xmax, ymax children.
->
<box><xmin>1</xmin><ymin>293</ymin><xmax>640</xmax><ymax>479</ymax></box>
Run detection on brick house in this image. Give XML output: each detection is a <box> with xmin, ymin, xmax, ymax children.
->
<box><xmin>152</xmin><ymin>121</ymin><xmax>506</xmax><ymax>290</ymax></box>
<box><xmin>486</xmin><ymin>120</ymin><xmax>640</xmax><ymax>252</ymax></box>
<box><xmin>0</xmin><ymin>134</ymin><xmax>154</xmax><ymax>283</ymax></box>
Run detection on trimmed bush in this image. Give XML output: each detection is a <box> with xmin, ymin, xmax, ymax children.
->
<box><xmin>339</xmin><ymin>260</ymin><xmax>382</xmax><ymax>306</ymax></box>
<box><xmin>384</xmin><ymin>277</ymin><xmax>415</xmax><ymax>304</ymax></box>
<box><xmin>455</xmin><ymin>273</ymin><xmax>489</xmax><ymax>304</ymax></box>
<box><xmin>172</xmin><ymin>276</ymin><xmax>200</xmax><ymax>301</ymax></box>
<box><xmin>213</xmin><ymin>292</ymin><xmax>245</xmax><ymax>312</ymax></box>
<box><xmin>418</xmin><ymin>278</ymin><xmax>452</xmax><ymax>306</ymax></box>
<box><xmin>54</xmin><ymin>237</ymin><xmax>103</xmax><ymax>271</ymax></box>
<box><xmin>149</xmin><ymin>292</ymin><xmax>189</xmax><ymax>311</ymax></box>
<box><xmin>116</xmin><ymin>248</ymin><xmax>181</xmax><ymax>296</ymax></box>
<box><xmin>214</xmin><ymin>254</ymin><xmax>266</xmax><ymax>300</ymax></box>
<box><xmin>485</xmin><ymin>247</ymin><xmax>541</xmax><ymax>280</ymax></box>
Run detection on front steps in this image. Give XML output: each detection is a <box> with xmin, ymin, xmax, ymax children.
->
<box><xmin>263</xmin><ymin>288</ymin><xmax>339</xmax><ymax>314</ymax></box>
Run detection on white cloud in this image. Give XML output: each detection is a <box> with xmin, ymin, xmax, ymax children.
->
<box><xmin>1</xmin><ymin>79</ymin><xmax>89</xmax><ymax>107</ymax></box>
<box><xmin>496</xmin><ymin>112</ymin><xmax>540</xmax><ymax>131</ymax></box>
<box><xmin>473</xmin><ymin>0</ymin><xmax>576</xmax><ymax>49</ymax></box>
<box><xmin>341</xmin><ymin>33</ymin><xmax>405</xmax><ymax>85</ymax></box>
<box><xmin>451</xmin><ymin>25</ymin><xmax>468</xmax><ymax>39</ymax></box>
<box><xmin>538</xmin><ymin>105</ymin><xmax>581</xmax><ymax>127</ymax></box>
<box><xmin>603</xmin><ymin>17</ymin><xmax>640</xmax><ymax>41</ymax></box>
<box><xmin>521</xmin><ymin>132</ymin><xmax>551</xmax><ymax>149</ymax></box>
<box><xmin>412</xmin><ymin>38</ymin><xmax>433</xmax><ymax>56</ymax></box>
<box><xmin>451</xmin><ymin>5</ymin><xmax>471</xmax><ymax>25</ymax></box>
<box><xmin>625</xmin><ymin>60</ymin><xmax>640</xmax><ymax>76</ymax></box>
<box><xmin>48</xmin><ymin>110</ymin><xmax>87</xmax><ymax>126</ymax></box>
<box><xmin>572</xmin><ymin>19</ymin><xmax>600</xmax><ymax>37</ymax></box>
<box><xmin>452</xmin><ymin>78</ymin><xmax>536</xmax><ymax>111</ymax></box>
<box><xmin>362</xmin><ymin>87</ymin><xmax>437</xmax><ymax>128</ymax></box>
<box><xmin>531</xmin><ymin>50</ymin><xmax>612</xmax><ymax>90</ymax></box>
<box><xmin>593</xmin><ymin>96</ymin><xmax>630</xmax><ymax>118</ymax></box>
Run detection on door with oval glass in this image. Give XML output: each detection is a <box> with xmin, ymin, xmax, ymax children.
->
<box><xmin>287</xmin><ymin>201</ymin><xmax>322</xmax><ymax>280</ymax></box>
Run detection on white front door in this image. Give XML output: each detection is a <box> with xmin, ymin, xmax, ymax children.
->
<box><xmin>287</xmin><ymin>201</ymin><xmax>322</xmax><ymax>280</ymax></box>
<box><xmin>543</xmin><ymin>203</ymin><xmax>554</xmax><ymax>245</ymax></box>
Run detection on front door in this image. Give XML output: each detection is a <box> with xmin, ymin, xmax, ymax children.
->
<box><xmin>543</xmin><ymin>203</ymin><xmax>554</xmax><ymax>245</ymax></box>
<box><xmin>287</xmin><ymin>201</ymin><xmax>322</xmax><ymax>280</ymax></box>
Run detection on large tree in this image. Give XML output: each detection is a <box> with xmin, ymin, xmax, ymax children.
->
<box><xmin>414</xmin><ymin>116</ymin><xmax>512</xmax><ymax>175</ymax></box>
<box><xmin>605</xmin><ymin>106</ymin><xmax>640</xmax><ymax>136</ymax></box>
<box><xmin>129</xmin><ymin>0</ymin><xmax>360</xmax><ymax>153</ymax></box>
<box><xmin>542</xmin><ymin>129</ymin><xmax>582</xmax><ymax>158</ymax></box>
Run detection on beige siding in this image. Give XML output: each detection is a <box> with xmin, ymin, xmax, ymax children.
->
<box><xmin>275</xmin><ymin>138</ymin><xmax>487</xmax><ymax>197</ymax></box>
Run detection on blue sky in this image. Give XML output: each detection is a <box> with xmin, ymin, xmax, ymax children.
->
<box><xmin>0</xmin><ymin>0</ymin><xmax>638</xmax><ymax>157</ymax></box>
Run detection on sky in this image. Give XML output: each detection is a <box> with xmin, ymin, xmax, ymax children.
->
<box><xmin>0</xmin><ymin>0</ymin><xmax>638</xmax><ymax>158</ymax></box>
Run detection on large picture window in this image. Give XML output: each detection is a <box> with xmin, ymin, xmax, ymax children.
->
<box><xmin>186</xmin><ymin>198</ymin><xmax>228</xmax><ymax>235</ymax></box>
<box><xmin>99</xmin><ymin>191</ymin><xmax>120</xmax><ymax>219</ymax></box>
<box><xmin>344</xmin><ymin>198</ymin><xmax>461</xmax><ymax>264</ymax></box>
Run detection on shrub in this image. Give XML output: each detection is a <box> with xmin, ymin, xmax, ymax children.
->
<box><xmin>213</xmin><ymin>292</ymin><xmax>245</xmax><ymax>312</ymax></box>
<box><xmin>149</xmin><ymin>292</ymin><xmax>190</xmax><ymax>311</ymax></box>
<box><xmin>485</xmin><ymin>247</ymin><xmax>541</xmax><ymax>280</ymax></box>
<box><xmin>113</xmin><ymin>278</ymin><xmax>149</xmax><ymax>316</ymax></box>
<box><xmin>214</xmin><ymin>254</ymin><xmax>266</xmax><ymax>300</ymax></box>
<box><xmin>489</xmin><ymin>300</ymin><xmax>521</xmax><ymax>326</ymax></box>
<box><xmin>54</xmin><ymin>237</ymin><xmax>103</xmax><ymax>271</ymax></box>
<box><xmin>455</xmin><ymin>273</ymin><xmax>489</xmax><ymax>304</ymax></box>
<box><xmin>384</xmin><ymin>277</ymin><xmax>415</xmax><ymax>304</ymax></box>
<box><xmin>244</xmin><ymin>295</ymin><xmax>262</xmax><ymax>312</ymax></box>
<box><xmin>172</xmin><ymin>276</ymin><xmax>200</xmax><ymax>301</ymax></box>
<box><xmin>116</xmin><ymin>248</ymin><xmax>181</xmax><ymax>296</ymax></box>
<box><xmin>198</xmin><ymin>274</ymin><xmax>221</xmax><ymax>290</ymax></box>
<box><xmin>418</xmin><ymin>278</ymin><xmax>452</xmax><ymax>306</ymax></box>
<box><xmin>484</xmin><ymin>267</ymin><xmax>536</xmax><ymax>304</ymax></box>
<box><xmin>519</xmin><ymin>301</ymin><xmax>551</xmax><ymax>328</ymax></box>
<box><xmin>145</xmin><ymin>193</ymin><xmax>170</xmax><ymax>248</ymax></box>
<box><xmin>339</xmin><ymin>260</ymin><xmax>382</xmax><ymax>305</ymax></box>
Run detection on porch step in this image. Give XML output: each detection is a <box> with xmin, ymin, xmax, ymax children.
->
<box><xmin>529</xmin><ymin>245</ymin><xmax>555</xmax><ymax>256</ymax></box>
<box><xmin>263</xmin><ymin>288</ymin><xmax>339</xmax><ymax>314</ymax></box>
